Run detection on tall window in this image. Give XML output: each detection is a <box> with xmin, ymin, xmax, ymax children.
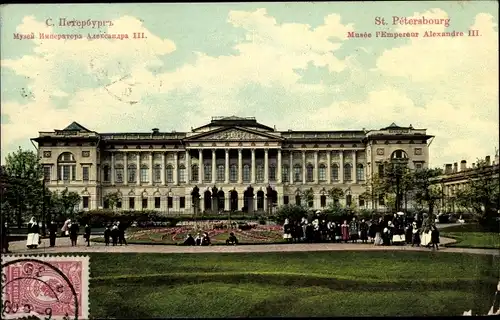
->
<box><xmin>191</xmin><ymin>165</ymin><xmax>199</xmax><ymax>182</ymax></box>
<box><xmin>180</xmin><ymin>197</ymin><xmax>185</xmax><ymax>209</ymax></box>
<box><xmin>243</xmin><ymin>164</ymin><xmax>250</xmax><ymax>182</ymax></box>
<box><xmin>166</xmin><ymin>165</ymin><xmax>173</xmax><ymax>183</ymax></box>
<box><xmin>140</xmin><ymin>165</ymin><xmax>149</xmax><ymax>183</ymax></box>
<box><xmin>154</xmin><ymin>164</ymin><xmax>162</xmax><ymax>183</ymax></box>
<box><xmin>415</xmin><ymin>163</ymin><xmax>423</xmax><ymax>170</ymax></box>
<box><xmin>57</xmin><ymin>152</ymin><xmax>76</xmax><ymax>182</ymax></box>
<box><xmin>178</xmin><ymin>165</ymin><xmax>186</xmax><ymax>183</ymax></box>
<box><xmin>43</xmin><ymin>166</ymin><xmax>51</xmax><ymax>181</ymax></box>
<box><xmin>318</xmin><ymin>164</ymin><xmax>326</xmax><ymax>181</ymax></box>
<box><xmin>204</xmin><ymin>164</ymin><xmax>211</xmax><ymax>181</ymax></box>
<box><xmin>154</xmin><ymin>197</ymin><xmax>161</xmax><ymax>208</ymax></box>
<box><xmin>282</xmin><ymin>165</ymin><xmax>289</xmax><ymax>182</ymax></box>
<box><xmin>82</xmin><ymin>167</ymin><xmax>89</xmax><ymax>182</ymax></box>
<box><xmin>129</xmin><ymin>197</ymin><xmax>135</xmax><ymax>209</ymax></box>
<box><xmin>269</xmin><ymin>165</ymin><xmax>276</xmax><ymax>181</ymax></box>
<box><xmin>344</xmin><ymin>163</ymin><xmax>352</xmax><ymax>181</ymax></box>
<box><xmin>378</xmin><ymin>164</ymin><xmax>384</xmax><ymax>177</ymax></box>
<box><xmin>115</xmin><ymin>165</ymin><xmax>124</xmax><ymax>183</ymax></box>
<box><xmin>306</xmin><ymin>164</ymin><xmax>314</xmax><ymax>182</ymax></box>
<box><xmin>103</xmin><ymin>165</ymin><xmax>110</xmax><ymax>182</ymax></box>
<box><xmin>294</xmin><ymin>165</ymin><xmax>302</xmax><ymax>182</ymax></box>
<box><xmin>217</xmin><ymin>165</ymin><xmax>224</xmax><ymax>181</ymax></box>
<box><xmin>320</xmin><ymin>195</ymin><xmax>327</xmax><ymax>207</ymax></box>
<box><xmin>128</xmin><ymin>164</ymin><xmax>137</xmax><ymax>183</ymax></box>
<box><xmin>230</xmin><ymin>165</ymin><xmax>237</xmax><ymax>182</ymax></box>
<box><xmin>356</xmin><ymin>164</ymin><xmax>364</xmax><ymax>181</ymax></box>
<box><xmin>142</xmin><ymin>198</ymin><xmax>148</xmax><ymax>209</ymax></box>
<box><xmin>331</xmin><ymin>164</ymin><xmax>339</xmax><ymax>181</ymax></box>
<box><xmin>82</xmin><ymin>196</ymin><xmax>89</xmax><ymax>209</ymax></box>
<box><xmin>256</xmin><ymin>165</ymin><xmax>264</xmax><ymax>182</ymax></box>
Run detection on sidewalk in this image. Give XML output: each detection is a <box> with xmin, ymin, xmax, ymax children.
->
<box><xmin>4</xmin><ymin>235</ymin><xmax>498</xmax><ymax>256</ymax></box>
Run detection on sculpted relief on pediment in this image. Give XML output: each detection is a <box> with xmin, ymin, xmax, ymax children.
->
<box><xmin>203</xmin><ymin>129</ymin><xmax>268</xmax><ymax>140</ymax></box>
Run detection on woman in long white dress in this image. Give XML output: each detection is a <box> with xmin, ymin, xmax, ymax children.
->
<box><xmin>26</xmin><ymin>217</ymin><xmax>40</xmax><ymax>249</ymax></box>
<box><xmin>283</xmin><ymin>218</ymin><xmax>292</xmax><ymax>242</ymax></box>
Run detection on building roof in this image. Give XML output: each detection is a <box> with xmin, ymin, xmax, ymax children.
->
<box><xmin>192</xmin><ymin>116</ymin><xmax>275</xmax><ymax>132</ymax></box>
<box><xmin>61</xmin><ymin>121</ymin><xmax>92</xmax><ymax>132</ymax></box>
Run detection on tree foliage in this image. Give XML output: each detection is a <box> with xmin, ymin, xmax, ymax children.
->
<box><xmin>2</xmin><ymin>148</ymin><xmax>45</xmax><ymax>227</ymax></box>
<box><xmin>454</xmin><ymin>160</ymin><xmax>499</xmax><ymax>230</ymax></box>
<box><xmin>275</xmin><ymin>204</ymin><xmax>308</xmax><ymax>224</ymax></box>
<box><xmin>103</xmin><ymin>191</ymin><xmax>121</xmax><ymax>210</ymax></box>
<box><xmin>300</xmin><ymin>188</ymin><xmax>314</xmax><ymax>208</ymax></box>
<box><xmin>327</xmin><ymin>187</ymin><xmax>344</xmax><ymax>203</ymax></box>
<box><xmin>50</xmin><ymin>188</ymin><xmax>81</xmax><ymax>221</ymax></box>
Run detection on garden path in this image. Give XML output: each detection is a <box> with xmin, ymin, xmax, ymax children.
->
<box><xmin>5</xmin><ymin>235</ymin><xmax>499</xmax><ymax>256</ymax></box>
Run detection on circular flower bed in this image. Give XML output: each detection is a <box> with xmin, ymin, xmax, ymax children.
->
<box><xmin>127</xmin><ymin>223</ymin><xmax>284</xmax><ymax>245</ymax></box>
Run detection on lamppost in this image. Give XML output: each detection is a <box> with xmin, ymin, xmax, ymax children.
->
<box><xmin>390</xmin><ymin>157</ymin><xmax>408</xmax><ymax>213</ymax></box>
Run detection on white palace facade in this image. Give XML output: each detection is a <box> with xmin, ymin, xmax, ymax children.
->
<box><xmin>33</xmin><ymin>116</ymin><xmax>433</xmax><ymax>214</ymax></box>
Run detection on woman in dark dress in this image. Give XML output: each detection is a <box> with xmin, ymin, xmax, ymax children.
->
<box><xmin>84</xmin><ymin>224</ymin><xmax>91</xmax><ymax>247</ymax></box>
<box><xmin>69</xmin><ymin>222</ymin><xmax>79</xmax><ymax>247</ymax></box>
<box><xmin>430</xmin><ymin>225</ymin><xmax>440</xmax><ymax>250</ymax></box>
<box><xmin>359</xmin><ymin>219</ymin><xmax>368</xmax><ymax>243</ymax></box>
<box><xmin>49</xmin><ymin>221</ymin><xmax>57</xmax><ymax>247</ymax></box>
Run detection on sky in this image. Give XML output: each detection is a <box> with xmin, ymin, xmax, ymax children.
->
<box><xmin>1</xmin><ymin>1</ymin><xmax>498</xmax><ymax>167</ymax></box>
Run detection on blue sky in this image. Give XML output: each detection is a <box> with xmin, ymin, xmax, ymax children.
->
<box><xmin>1</xmin><ymin>1</ymin><xmax>498</xmax><ymax>167</ymax></box>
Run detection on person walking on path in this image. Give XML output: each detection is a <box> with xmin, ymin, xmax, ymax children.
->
<box><xmin>111</xmin><ymin>223</ymin><xmax>119</xmax><ymax>246</ymax></box>
<box><xmin>69</xmin><ymin>221</ymin><xmax>79</xmax><ymax>247</ymax></box>
<box><xmin>49</xmin><ymin>221</ymin><xmax>57</xmax><ymax>247</ymax></box>
<box><xmin>430</xmin><ymin>225</ymin><xmax>440</xmax><ymax>250</ymax></box>
<box><xmin>104</xmin><ymin>225</ymin><xmax>111</xmax><ymax>246</ymax></box>
<box><xmin>118</xmin><ymin>222</ymin><xmax>128</xmax><ymax>246</ymax></box>
<box><xmin>84</xmin><ymin>224</ymin><xmax>91</xmax><ymax>247</ymax></box>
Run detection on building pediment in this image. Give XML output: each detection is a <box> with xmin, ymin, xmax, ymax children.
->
<box><xmin>184</xmin><ymin>127</ymin><xmax>283</xmax><ymax>141</ymax></box>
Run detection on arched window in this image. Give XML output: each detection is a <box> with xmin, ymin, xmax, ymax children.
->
<box><xmin>294</xmin><ymin>164</ymin><xmax>302</xmax><ymax>183</ymax></box>
<box><xmin>140</xmin><ymin>164</ymin><xmax>149</xmax><ymax>183</ymax></box>
<box><xmin>115</xmin><ymin>164</ymin><xmax>124</xmax><ymax>183</ymax></box>
<box><xmin>356</xmin><ymin>164</ymin><xmax>365</xmax><ymax>181</ymax></box>
<box><xmin>306</xmin><ymin>164</ymin><xmax>314</xmax><ymax>182</ymax></box>
<box><xmin>57</xmin><ymin>152</ymin><xmax>76</xmax><ymax>181</ymax></box>
<box><xmin>344</xmin><ymin>163</ymin><xmax>352</xmax><ymax>181</ymax></box>
<box><xmin>203</xmin><ymin>164</ymin><xmax>211</xmax><ymax>182</ymax></box>
<box><xmin>217</xmin><ymin>164</ymin><xmax>225</xmax><ymax>181</ymax></box>
<box><xmin>103</xmin><ymin>165</ymin><xmax>110</xmax><ymax>182</ymax></box>
<box><xmin>191</xmin><ymin>164</ymin><xmax>199</xmax><ymax>182</ymax></box>
<box><xmin>282</xmin><ymin>165</ymin><xmax>289</xmax><ymax>182</ymax></box>
<box><xmin>256</xmin><ymin>165</ymin><xmax>264</xmax><ymax>182</ymax></box>
<box><xmin>166</xmin><ymin>165</ymin><xmax>173</xmax><ymax>183</ymax></box>
<box><xmin>230</xmin><ymin>164</ymin><xmax>237</xmax><ymax>182</ymax></box>
<box><xmin>153</xmin><ymin>164</ymin><xmax>162</xmax><ymax>183</ymax></box>
<box><xmin>318</xmin><ymin>164</ymin><xmax>326</xmax><ymax>181</ymax></box>
<box><xmin>331</xmin><ymin>163</ymin><xmax>339</xmax><ymax>181</ymax></box>
<box><xmin>178</xmin><ymin>165</ymin><xmax>186</xmax><ymax>183</ymax></box>
<box><xmin>391</xmin><ymin>149</ymin><xmax>408</xmax><ymax>159</ymax></box>
<box><xmin>127</xmin><ymin>164</ymin><xmax>137</xmax><ymax>183</ymax></box>
<box><xmin>269</xmin><ymin>164</ymin><xmax>276</xmax><ymax>181</ymax></box>
<box><xmin>243</xmin><ymin>164</ymin><xmax>250</xmax><ymax>182</ymax></box>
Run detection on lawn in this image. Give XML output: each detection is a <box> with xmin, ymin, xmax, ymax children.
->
<box><xmin>440</xmin><ymin>223</ymin><xmax>500</xmax><ymax>249</ymax></box>
<box><xmin>84</xmin><ymin>251</ymin><xmax>499</xmax><ymax>317</ymax></box>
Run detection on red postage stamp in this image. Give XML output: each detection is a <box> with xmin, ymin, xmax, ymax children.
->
<box><xmin>1</xmin><ymin>255</ymin><xmax>89</xmax><ymax>320</ymax></box>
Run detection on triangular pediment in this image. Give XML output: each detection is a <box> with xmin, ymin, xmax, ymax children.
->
<box><xmin>61</xmin><ymin>121</ymin><xmax>91</xmax><ymax>132</ymax></box>
<box><xmin>185</xmin><ymin>126</ymin><xmax>282</xmax><ymax>141</ymax></box>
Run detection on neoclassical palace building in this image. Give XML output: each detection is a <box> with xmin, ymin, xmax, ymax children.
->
<box><xmin>32</xmin><ymin>116</ymin><xmax>433</xmax><ymax>214</ymax></box>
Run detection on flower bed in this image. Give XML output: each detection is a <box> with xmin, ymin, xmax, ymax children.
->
<box><xmin>126</xmin><ymin>223</ymin><xmax>284</xmax><ymax>245</ymax></box>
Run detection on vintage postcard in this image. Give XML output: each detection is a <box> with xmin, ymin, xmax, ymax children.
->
<box><xmin>1</xmin><ymin>1</ymin><xmax>498</xmax><ymax>318</ymax></box>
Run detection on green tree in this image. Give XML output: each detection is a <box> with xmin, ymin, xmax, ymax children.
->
<box><xmin>2</xmin><ymin>148</ymin><xmax>44</xmax><ymax>227</ymax></box>
<box><xmin>327</xmin><ymin>187</ymin><xmax>344</xmax><ymax>205</ymax></box>
<box><xmin>103</xmin><ymin>191</ymin><xmax>121</xmax><ymax>210</ymax></box>
<box><xmin>454</xmin><ymin>160</ymin><xmax>499</xmax><ymax>230</ymax></box>
<box><xmin>51</xmin><ymin>188</ymin><xmax>81</xmax><ymax>221</ymax></box>
<box><xmin>412</xmin><ymin>168</ymin><xmax>443</xmax><ymax>216</ymax></box>
<box><xmin>275</xmin><ymin>204</ymin><xmax>308</xmax><ymax>224</ymax></box>
<box><xmin>301</xmin><ymin>188</ymin><xmax>314</xmax><ymax>208</ymax></box>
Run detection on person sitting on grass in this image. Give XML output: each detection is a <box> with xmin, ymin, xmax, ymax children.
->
<box><xmin>226</xmin><ymin>232</ymin><xmax>238</xmax><ymax>245</ymax></box>
<box><xmin>201</xmin><ymin>232</ymin><xmax>211</xmax><ymax>246</ymax></box>
<box><xmin>184</xmin><ymin>234</ymin><xmax>196</xmax><ymax>246</ymax></box>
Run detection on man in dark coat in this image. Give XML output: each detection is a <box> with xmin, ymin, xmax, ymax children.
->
<box><xmin>69</xmin><ymin>222</ymin><xmax>79</xmax><ymax>246</ymax></box>
<box><xmin>184</xmin><ymin>234</ymin><xmax>196</xmax><ymax>246</ymax></box>
<box><xmin>430</xmin><ymin>225</ymin><xmax>440</xmax><ymax>250</ymax></box>
<box><xmin>84</xmin><ymin>224</ymin><xmax>91</xmax><ymax>247</ymax></box>
<box><xmin>104</xmin><ymin>225</ymin><xmax>111</xmax><ymax>246</ymax></box>
<box><xmin>359</xmin><ymin>219</ymin><xmax>369</xmax><ymax>243</ymax></box>
<box><xmin>1</xmin><ymin>222</ymin><xmax>10</xmax><ymax>253</ymax></box>
<box><xmin>118</xmin><ymin>222</ymin><xmax>127</xmax><ymax>246</ymax></box>
<box><xmin>49</xmin><ymin>221</ymin><xmax>57</xmax><ymax>247</ymax></box>
<box><xmin>111</xmin><ymin>224</ymin><xmax>119</xmax><ymax>246</ymax></box>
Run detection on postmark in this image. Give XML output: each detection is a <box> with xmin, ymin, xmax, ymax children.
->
<box><xmin>1</xmin><ymin>255</ymin><xmax>89</xmax><ymax>320</ymax></box>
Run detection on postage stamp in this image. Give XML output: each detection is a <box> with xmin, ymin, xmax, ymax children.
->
<box><xmin>1</xmin><ymin>255</ymin><xmax>89</xmax><ymax>320</ymax></box>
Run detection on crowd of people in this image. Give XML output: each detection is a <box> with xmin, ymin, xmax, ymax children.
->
<box><xmin>282</xmin><ymin>212</ymin><xmax>441</xmax><ymax>249</ymax></box>
<box><xmin>182</xmin><ymin>231</ymin><xmax>239</xmax><ymax>246</ymax></box>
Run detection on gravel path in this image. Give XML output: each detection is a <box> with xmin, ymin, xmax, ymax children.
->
<box><xmin>4</xmin><ymin>234</ymin><xmax>498</xmax><ymax>256</ymax></box>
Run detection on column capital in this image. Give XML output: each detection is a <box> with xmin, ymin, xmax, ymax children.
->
<box><xmin>238</xmin><ymin>148</ymin><xmax>243</xmax><ymax>153</ymax></box>
<box><xmin>225</xmin><ymin>148</ymin><xmax>230</xmax><ymax>153</ymax></box>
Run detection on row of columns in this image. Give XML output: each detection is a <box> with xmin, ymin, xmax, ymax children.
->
<box><xmin>108</xmin><ymin>149</ymin><xmax>360</xmax><ymax>185</ymax></box>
